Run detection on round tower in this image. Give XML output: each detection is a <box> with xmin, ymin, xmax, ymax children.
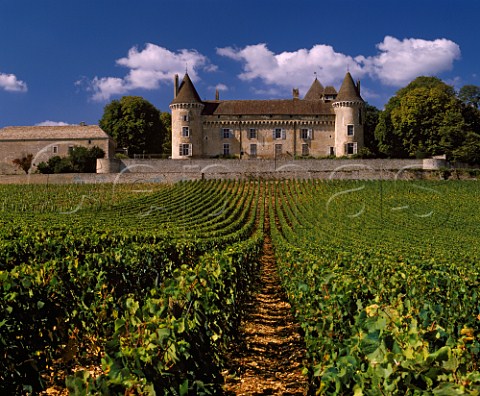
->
<box><xmin>169</xmin><ymin>73</ymin><xmax>205</xmax><ymax>159</ymax></box>
<box><xmin>332</xmin><ymin>72</ymin><xmax>365</xmax><ymax>157</ymax></box>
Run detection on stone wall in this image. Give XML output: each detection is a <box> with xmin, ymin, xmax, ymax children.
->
<box><xmin>1</xmin><ymin>158</ymin><xmax>476</xmax><ymax>185</ymax></box>
<box><xmin>113</xmin><ymin>158</ymin><xmax>426</xmax><ymax>174</ymax></box>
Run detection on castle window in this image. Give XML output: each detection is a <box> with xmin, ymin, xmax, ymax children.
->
<box><xmin>52</xmin><ymin>146</ymin><xmax>58</xmax><ymax>154</ymax></box>
<box><xmin>68</xmin><ymin>145</ymin><xmax>74</xmax><ymax>154</ymax></box>
<box><xmin>248</xmin><ymin>128</ymin><xmax>257</xmax><ymax>139</ymax></box>
<box><xmin>223</xmin><ymin>143</ymin><xmax>230</xmax><ymax>156</ymax></box>
<box><xmin>250</xmin><ymin>143</ymin><xmax>257</xmax><ymax>157</ymax></box>
<box><xmin>182</xmin><ymin>126</ymin><xmax>190</xmax><ymax>137</ymax></box>
<box><xmin>302</xmin><ymin>144</ymin><xmax>309</xmax><ymax>156</ymax></box>
<box><xmin>222</xmin><ymin>128</ymin><xmax>232</xmax><ymax>139</ymax></box>
<box><xmin>273</xmin><ymin>128</ymin><xmax>286</xmax><ymax>139</ymax></box>
<box><xmin>182</xmin><ymin>114</ymin><xmax>189</xmax><ymax>122</ymax></box>
<box><xmin>345</xmin><ymin>142</ymin><xmax>357</xmax><ymax>155</ymax></box>
<box><xmin>347</xmin><ymin>125</ymin><xmax>354</xmax><ymax>136</ymax></box>
<box><xmin>301</xmin><ymin>128</ymin><xmax>313</xmax><ymax>140</ymax></box>
<box><xmin>329</xmin><ymin>147</ymin><xmax>335</xmax><ymax>156</ymax></box>
<box><xmin>179</xmin><ymin>143</ymin><xmax>192</xmax><ymax>156</ymax></box>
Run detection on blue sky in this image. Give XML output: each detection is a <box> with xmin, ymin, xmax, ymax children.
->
<box><xmin>0</xmin><ymin>0</ymin><xmax>478</xmax><ymax>127</ymax></box>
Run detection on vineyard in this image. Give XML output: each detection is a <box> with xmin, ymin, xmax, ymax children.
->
<box><xmin>0</xmin><ymin>180</ymin><xmax>479</xmax><ymax>395</ymax></box>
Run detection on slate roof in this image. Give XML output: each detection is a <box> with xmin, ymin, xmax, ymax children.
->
<box><xmin>0</xmin><ymin>125</ymin><xmax>111</xmax><ymax>141</ymax></box>
<box><xmin>170</xmin><ymin>73</ymin><xmax>202</xmax><ymax>105</ymax></box>
<box><xmin>335</xmin><ymin>72</ymin><xmax>363</xmax><ymax>102</ymax></box>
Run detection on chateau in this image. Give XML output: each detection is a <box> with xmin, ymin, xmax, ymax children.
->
<box><xmin>169</xmin><ymin>72</ymin><xmax>365</xmax><ymax>159</ymax></box>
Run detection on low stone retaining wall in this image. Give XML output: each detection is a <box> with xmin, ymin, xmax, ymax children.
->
<box><xmin>97</xmin><ymin>158</ymin><xmax>428</xmax><ymax>174</ymax></box>
<box><xmin>0</xmin><ymin>168</ymin><xmax>477</xmax><ymax>185</ymax></box>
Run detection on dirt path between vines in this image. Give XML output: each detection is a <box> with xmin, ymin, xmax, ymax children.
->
<box><xmin>223</xmin><ymin>226</ymin><xmax>309</xmax><ymax>395</ymax></box>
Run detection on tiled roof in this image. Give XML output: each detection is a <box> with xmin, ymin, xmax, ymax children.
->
<box><xmin>335</xmin><ymin>72</ymin><xmax>363</xmax><ymax>102</ymax></box>
<box><xmin>202</xmin><ymin>99</ymin><xmax>334</xmax><ymax>116</ymax></box>
<box><xmin>0</xmin><ymin>125</ymin><xmax>111</xmax><ymax>141</ymax></box>
<box><xmin>303</xmin><ymin>78</ymin><xmax>325</xmax><ymax>101</ymax></box>
<box><xmin>170</xmin><ymin>73</ymin><xmax>202</xmax><ymax>105</ymax></box>
<box><xmin>324</xmin><ymin>86</ymin><xmax>337</xmax><ymax>95</ymax></box>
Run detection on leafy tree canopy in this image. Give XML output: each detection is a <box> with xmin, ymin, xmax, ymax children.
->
<box><xmin>363</xmin><ymin>103</ymin><xmax>381</xmax><ymax>156</ymax></box>
<box><xmin>458</xmin><ymin>85</ymin><xmax>480</xmax><ymax>109</ymax></box>
<box><xmin>37</xmin><ymin>146</ymin><xmax>105</xmax><ymax>174</ymax></box>
<box><xmin>375</xmin><ymin>76</ymin><xmax>479</xmax><ymax>160</ymax></box>
<box><xmin>99</xmin><ymin>96</ymin><xmax>169</xmax><ymax>156</ymax></box>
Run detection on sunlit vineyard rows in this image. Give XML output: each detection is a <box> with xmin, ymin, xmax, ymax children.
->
<box><xmin>1</xmin><ymin>180</ymin><xmax>479</xmax><ymax>394</ymax></box>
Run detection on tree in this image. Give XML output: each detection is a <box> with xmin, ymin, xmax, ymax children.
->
<box><xmin>451</xmin><ymin>132</ymin><xmax>480</xmax><ymax>164</ymax></box>
<box><xmin>99</xmin><ymin>96</ymin><xmax>169</xmax><ymax>156</ymax></box>
<box><xmin>160</xmin><ymin>112</ymin><xmax>172</xmax><ymax>155</ymax></box>
<box><xmin>375</xmin><ymin>77</ymin><xmax>468</xmax><ymax>158</ymax></box>
<box><xmin>37</xmin><ymin>146</ymin><xmax>105</xmax><ymax>174</ymax></box>
<box><xmin>459</xmin><ymin>85</ymin><xmax>480</xmax><ymax>109</ymax></box>
<box><xmin>12</xmin><ymin>154</ymin><xmax>33</xmax><ymax>174</ymax></box>
<box><xmin>363</xmin><ymin>103</ymin><xmax>381</xmax><ymax>156</ymax></box>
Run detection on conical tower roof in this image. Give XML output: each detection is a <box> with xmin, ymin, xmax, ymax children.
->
<box><xmin>170</xmin><ymin>73</ymin><xmax>202</xmax><ymax>105</ymax></box>
<box><xmin>335</xmin><ymin>72</ymin><xmax>363</xmax><ymax>102</ymax></box>
<box><xmin>303</xmin><ymin>78</ymin><xmax>324</xmax><ymax>101</ymax></box>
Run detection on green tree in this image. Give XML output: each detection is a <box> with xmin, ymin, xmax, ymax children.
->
<box><xmin>160</xmin><ymin>112</ymin><xmax>172</xmax><ymax>155</ymax></box>
<box><xmin>375</xmin><ymin>77</ymin><xmax>468</xmax><ymax>158</ymax></box>
<box><xmin>451</xmin><ymin>132</ymin><xmax>480</xmax><ymax>165</ymax></box>
<box><xmin>70</xmin><ymin>146</ymin><xmax>105</xmax><ymax>173</ymax></box>
<box><xmin>458</xmin><ymin>85</ymin><xmax>480</xmax><ymax>109</ymax></box>
<box><xmin>37</xmin><ymin>146</ymin><xmax>105</xmax><ymax>174</ymax></box>
<box><xmin>363</xmin><ymin>103</ymin><xmax>381</xmax><ymax>156</ymax></box>
<box><xmin>99</xmin><ymin>96</ymin><xmax>168</xmax><ymax>156</ymax></box>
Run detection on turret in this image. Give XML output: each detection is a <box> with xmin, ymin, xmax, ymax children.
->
<box><xmin>332</xmin><ymin>72</ymin><xmax>365</xmax><ymax>156</ymax></box>
<box><xmin>169</xmin><ymin>73</ymin><xmax>205</xmax><ymax>159</ymax></box>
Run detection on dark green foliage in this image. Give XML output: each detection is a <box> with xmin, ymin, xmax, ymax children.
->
<box><xmin>99</xmin><ymin>96</ymin><xmax>170</xmax><ymax>156</ymax></box>
<box><xmin>363</xmin><ymin>103</ymin><xmax>381</xmax><ymax>156</ymax></box>
<box><xmin>36</xmin><ymin>146</ymin><xmax>105</xmax><ymax>174</ymax></box>
<box><xmin>375</xmin><ymin>76</ymin><xmax>480</xmax><ymax>162</ymax></box>
<box><xmin>459</xmin><ymin>84</ymin><xmax>480</xmax><ymax>109</ymax></box>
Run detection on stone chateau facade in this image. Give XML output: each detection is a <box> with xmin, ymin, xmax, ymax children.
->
<box><xmin>170</xmin><ymin>72</ymin><xmax>365</xmax><ymax>159</ymax></box>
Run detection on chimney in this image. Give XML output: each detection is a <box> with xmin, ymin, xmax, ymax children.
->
<box><xmin>174</xmin><ymin>74</ymin><xmax>179</xmax><ymax>98</ymax></box>
<box><xmin>215</xmin><ymin>89</ymin><xmax>219</xmax><ymax>101</ymax></box>
<box><xmin>292</xmin><ymin>88</ymin><xmax>299</xmax><ymax>99</ymax></box>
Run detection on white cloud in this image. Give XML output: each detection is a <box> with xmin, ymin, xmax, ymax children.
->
<box><xmin>35</xmin><ymin>121</ymin><xmax>71</xmax><ymax>126</ymax></box>
<box><xmin>217</xmin><ymin>43</ymin><xmax>363</xmax><ymax>94</ymax></box>
<box><xmin>82</xmin><ymin>43</ymin><xmax>214</xmax><ymax>101</ymax></box>
<box><xmin>217</xmin><ymin>37</ymin><xmax>461</xmax><ymax>92</ymax></box>
<box><xmin>0</xmin><ymin>72</ymin><xmax>27</xmax><ymax>92</ymax></box>
<box><xmin>359</xmin><ymin>36</ymin><xmax>461</xmax><ymax>86</ymax></box>
<box><xmin>215</xmin><ymin>83</ymin><xmax>228</xmax><ymax>92</ymax></box>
